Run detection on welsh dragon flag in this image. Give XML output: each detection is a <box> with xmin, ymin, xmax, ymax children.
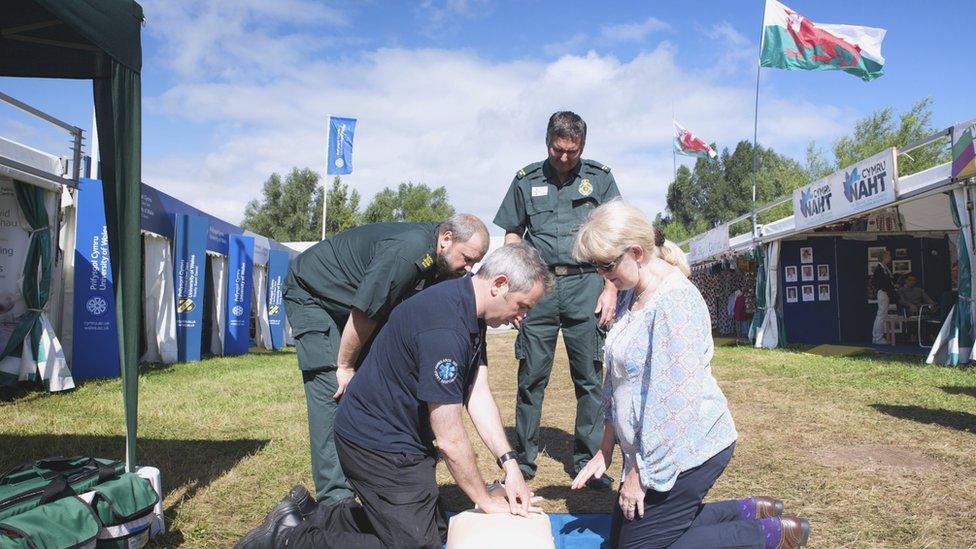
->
<box><xmin>673</xmin><ymin>121</ymin><xmax>717</xmax><ymax>159</ymax></box>
<box><xmin>760</xmin><ymin>0</ymin><xmax>886</xmax><ymax>82</ymax></box>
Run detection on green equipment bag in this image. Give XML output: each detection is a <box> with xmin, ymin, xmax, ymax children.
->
<box><xmin>80</xmin><ymin>473</ymin><xmax>158</xmax><ymax>548</ymax></box>
<box><xmin>0</xmin><ymin>496</ymin><xmax>100</xmax><ymax>548</ymax></box>
<box><xmin>0</xmin><ymin>458</ymin><xmax>158</xmax><ymax>549</ymax></box>
<box><xmin>0</xmin><ymin>458</ymin><xmax>124</xmax><ymax>522</ymax></box>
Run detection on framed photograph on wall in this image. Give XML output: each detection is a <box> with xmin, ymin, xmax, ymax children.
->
<box><xmin>801</xmin><ymin>265</ymin><xmax>815</xmax><ymax>282</ymax></box>
<box><xmin>802</xmin><ymin>285</ymin><xmax>815</xmax><ymax>302</ymax></box>
<box><xmin>785</xmin><ymin>265</ymin><xmax>798</xmax><ymax>282</ymax></box>
<box><xmin>800</xmin><ymin>247</ymin><xmax>814</xmax><ymax>264</ymax></box>
<box><xmin>817</xmin><ymin>264</ymin><xmax>830</xmax><ymax>280</ymax></box>
<box><xmin>868</xmin><ymin>246</ymin><xmax>887</xmax><ymax>262</ymax></box>
<box><xmin>896</xmin><ymin>248</ymin><xmax>909</xmax><ymax>259</ymax></box>
<box><xmin>818</xmin><ymin>284</ymin><xmax>831</xmax><ymax>301</ymax></box>
<box><xmin>892</xmin><ymin>259</ymin><xmax>912</xmax><ymax>274</ymax></box>
<box><xmin>786</xmin><ymin>286</ymin><xmax>798</xmax><ymax>303</ymax></box>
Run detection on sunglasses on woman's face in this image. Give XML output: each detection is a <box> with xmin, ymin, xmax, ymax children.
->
<box><xmin>595</xmin><ymin>251</ymin><xmax>627</xmax><ymax>272</ymax></box>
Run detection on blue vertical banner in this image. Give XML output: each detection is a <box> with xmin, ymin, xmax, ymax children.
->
<box><xmin>224</xmin><ymin>235</ymin><xmax>254</xmax><ymax>355</ymax></box>
<box><xmin>173</xmin><ymin>214</ymin><xmax>208</xmax><ymax>362</ymax></box>
<box><xmin>267</xmin><ymin>250</ymin><xmax>290</xmax><ymax>349</ymax></box>
<box><xmin>71</xmin><ymin>178</ymin><xmax>120</xmax><ymax>379</ymax></box>
<box><xmin>327</xmin><ymin>116</ymin><xmax>357</xmax><ymax>175</ymax></box>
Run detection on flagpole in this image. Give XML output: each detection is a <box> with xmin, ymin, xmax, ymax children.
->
<box><xmin>751</xmin><ymin>2</ymin><xmax>766</xmax><ymax>239</ymax></box>
<box><xmin>322</xmin><ymin>115</ymin><xmax>331</xmax><ymax>241</ymax></box>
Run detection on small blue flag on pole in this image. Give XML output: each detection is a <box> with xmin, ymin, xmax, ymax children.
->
<box><xmin>327</xmin><ymin>116</ymin><xmax>357</xmax><ymax>175</ymax></box>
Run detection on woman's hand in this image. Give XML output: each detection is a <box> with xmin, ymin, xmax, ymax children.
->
<box><xmin>570</xmin><ymin>449</ymin><xmax>610</xmax><ymax>490</ymax></box>
<box><xmin>619</xmin><ymin>467</ymin><xmax>645</xmax><ymax>521</ymax></box>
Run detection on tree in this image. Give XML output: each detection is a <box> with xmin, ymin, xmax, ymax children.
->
<box><xmin>833</xmin><ymin>98</ymin><xmax>948</xmax><ymax>176</ymax></box>
<box><xmin>242</xmin><ymin>167</ymin><xmax>324</xmax><ymax>241</ymax></box>
<box><xmin>323</xmin><ymin>176</ymin><xmax>361</xmax><ymax>237</ymax></box>
<box><xmin>362</xmin><ymin>182</ymin><xmax>455</xmax><ymax>223</ymax></box>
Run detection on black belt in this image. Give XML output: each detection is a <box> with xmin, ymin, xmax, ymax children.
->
<box><xmin>549</xmin><ymin>265</ymin><xmax>597</xmax><ymax>276</ymax></box>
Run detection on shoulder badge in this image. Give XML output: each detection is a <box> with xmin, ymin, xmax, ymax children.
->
<box><xmin>579</xmin><ymin>179</ymin><xmax>593</xmax><ymax>197</ymax></box>
<box><xmin>516</xmin><ymin>162</ymin><xmax>543</xmax><ymax>180</ymax></box>
<box><xmin>434</xmin><ymin>358</ymin><xmax>459</xmax><ymax>384</ymax></box>
<box><xmin>419</xmin><ymin>253</ymin><xmax>434</xmax><ymax>269</ymax></box>
<box><xmin>584</xmin><ymin>159</ymin><xmax>611</xmax><ymax>173</ymax></box>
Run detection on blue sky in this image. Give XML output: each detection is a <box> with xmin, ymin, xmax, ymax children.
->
<box><xmin>2</xmin><ymin>0</ymin><xmax>973</xmax><ymax>229</ymax></box>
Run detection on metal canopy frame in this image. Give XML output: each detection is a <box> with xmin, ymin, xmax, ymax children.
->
<box><xmin>0</xmin><ymin>90</ymin><xmax>81</xmax><ymax>188</ymax></box>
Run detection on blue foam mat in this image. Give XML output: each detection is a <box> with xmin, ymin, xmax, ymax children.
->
<box><xmin>549</xmin><ymin>514</ymin><xmax>611</xmax><ymax>548</ymax></box>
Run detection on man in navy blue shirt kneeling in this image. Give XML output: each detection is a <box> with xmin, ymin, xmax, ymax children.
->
<box><xmin>254</xmin><ymin>243</ymin><xmax>553</xmax><ymax>549</ymax></box>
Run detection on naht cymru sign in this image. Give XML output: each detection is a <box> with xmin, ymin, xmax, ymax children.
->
<box><xmin>793</xmin><ymin>148</ymin><xmax>898</xmax><ymax>231</ymax></box>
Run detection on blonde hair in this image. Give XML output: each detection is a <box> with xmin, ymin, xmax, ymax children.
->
<box><xmin>574</xmin><ymin>199</ymin><xmax>690</xmax><ymax>276</ymax></box>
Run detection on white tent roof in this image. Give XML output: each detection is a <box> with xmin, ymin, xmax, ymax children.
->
<box><xmin>0</xmin><ymin>136</ymin><xmax>67</xmax><ymax>192</ymax></box>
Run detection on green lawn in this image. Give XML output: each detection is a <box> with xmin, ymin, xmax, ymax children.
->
<box><xmin>2</xmin><ymin>334</ymin><xmax>975</xmax><ymax>547</ymax></box>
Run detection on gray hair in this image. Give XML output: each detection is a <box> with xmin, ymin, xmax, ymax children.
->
<box><xmin>546</xmin><ymin>111</ymin><xmax>587</xmax><ymax>147</ymax></box>
<box><xmin>438</xmin><ymin>213</ymin><xmax>489</xmax><ymax>254</ymax></box>
<box><xmin>476</xmin><ymin>243</ymin><xmax>554</xmax><ymax>294</ymax></box>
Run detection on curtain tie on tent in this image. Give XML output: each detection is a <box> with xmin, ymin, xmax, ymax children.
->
<box><xmin>24</xmin><ymin>226</ymin><xmax>48</xmax><ymax>235</ymax></box>
<box><xmin>26</xmin><ymin>308</ymin><xmax>44</xmax><ymax>313</ymax></box>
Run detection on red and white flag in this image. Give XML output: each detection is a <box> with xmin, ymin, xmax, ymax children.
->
<box><xmin>673</xmin><ymin>120</ymin><xmax>717</xmax><ymax>159</ymax></box>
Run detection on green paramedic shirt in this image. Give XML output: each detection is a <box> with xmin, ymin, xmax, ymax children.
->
<box><xmin>493</xmin><ymin>159</ymin><xmax>620</xmax><ymax>267</ymax></box>
<box><xmin>288</xmin><ymin>222</ymin><xmax>440</xmax><ymax>323</ymax></box>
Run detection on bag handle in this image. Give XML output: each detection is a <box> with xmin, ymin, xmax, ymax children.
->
<box><xmin>37</xmin><ymin>475</ymin><xmax>70</xmax><ymax>506</ymax></box>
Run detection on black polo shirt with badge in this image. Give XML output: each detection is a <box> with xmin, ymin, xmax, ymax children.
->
<box><xmin>334</xmin><ymin>274</ymin><xmax>487</xmax><ymax>457</ymax></box>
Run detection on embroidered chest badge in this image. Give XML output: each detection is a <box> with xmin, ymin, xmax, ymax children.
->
<box><xmin>579</xmin><ymin>179</ymin><xmax>593</xmax><ymax>197</ymax></box>
<box><xmin>434</xmin><ymin>359</ymin><xmax>459</xmax><ymax>384</ymax></box>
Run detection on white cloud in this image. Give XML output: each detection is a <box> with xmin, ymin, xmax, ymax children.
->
<box><xmin>599</xmin><ymin>17</ymin><xmax>670</xmax><ymax>43</ymax></box>
<box><xmin>141</xmin><ymin>10</ymin><xmax>852</xmax><ymax>232</ymax></box>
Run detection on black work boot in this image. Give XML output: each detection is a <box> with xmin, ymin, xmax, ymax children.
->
<box><xmin>234</xmin><ymin>497</ymin><xmax>303</xmax><ymax>549</ymax></box>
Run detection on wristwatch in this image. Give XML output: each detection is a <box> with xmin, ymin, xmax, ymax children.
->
<box><xmin>496</xmin><ymin>450</ymin><xmax>518</xmax><ymax>469</ymax></box>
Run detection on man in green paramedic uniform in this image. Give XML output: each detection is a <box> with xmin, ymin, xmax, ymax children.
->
<box><xmin>283</xmin><ymin>214</ymin><xmax>489</xmax><ymax>505</ymax></box>
<box><xmin>493</xmin><ymin>111</ymin><xmax>620</xmax><ymax>489</ymax></box>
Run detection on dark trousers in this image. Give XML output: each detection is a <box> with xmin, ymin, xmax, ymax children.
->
<box><xmin>283</xmin><ymin>434</ymin><xmax>447</xmax><ymax>549</ymax></box>
<box><xmin>515</xmin><ymin>272</ymin><xmax>606</xmax><ymax>477</ymax></box>
<box><xmin>610</xmin><ymin>443</ymin><xmax>764</xmax><ymax>549</ymax></box>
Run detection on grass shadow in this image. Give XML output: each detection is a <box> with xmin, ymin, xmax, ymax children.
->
<box><xmin>503</xmin><ymin>426</ymin><xmax>577</xmax><ymax>478</ymax></box>
<box><xmin>0</xmin><ymin>434</ymin><xmax>270</xmax><ymax>545</ymax></box>
<box><xmin>870</xmin><ymin>404</ymin><xmax>976</xmax><ymax>434</ymax></box>
<box><xmin>941</xmin><ymin>386</ymin><xmax>976</xmax><ymax>399</ymax></box>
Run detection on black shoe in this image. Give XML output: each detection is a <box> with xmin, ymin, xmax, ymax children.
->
<box><xmin>234</xmin><ymin>497</ymin><xmax>303</xmax><ymax>549</ymax></box>
<box><xmin>584</xmin><ymin>474</ymin><xmax>614</xmax><ymax>491</ymax></box>
<box><xmin>287</xmin><ymin>485</ymin><xmax>317</xmax><ymax>519</ymax></box>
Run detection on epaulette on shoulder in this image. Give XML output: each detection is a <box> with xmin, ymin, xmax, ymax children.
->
<box><xmin>583</xmin><ymin>159</ymin><xmax>611</xmax><ymax>173</ymax></box>
<box><xmin>516</xmin><ymin>162</ymin><xmax>544</xmax><ymax>180</ymax></box>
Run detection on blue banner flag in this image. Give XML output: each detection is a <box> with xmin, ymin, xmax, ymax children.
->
<box><xmin>71</xmin><ymin>178</ymin><xmax>120</xmax><ymax>379</ymax></box>
<box><xmin>173</xmin><ymin>214</ymin><xmax>208</xmax><ymax>362</ymax></box>
<box><xmin>224</xmin><ymin>235</ymin><xmax>254</xmax><ymax>355</ymax></box>
<box><xmin>327</xmin><ymin>116</ymin><xmax>357</xmax><ymax>175</ymax></box>
<box><xmin>267</xmin><ymin>250</ymin><xmax>290</xmax><ymax>350</ymax></box>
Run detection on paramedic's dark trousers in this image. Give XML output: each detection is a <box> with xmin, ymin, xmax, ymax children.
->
<box><xmin>282</xmin><ymin>434</ymin><xmax>447</xmax><ymax>548</ymax></box>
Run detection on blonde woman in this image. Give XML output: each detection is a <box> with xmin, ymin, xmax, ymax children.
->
<box><xmin>571</xmin><ymin>200</ymin><xmax>809</xmax><ymax>549</ymax></box>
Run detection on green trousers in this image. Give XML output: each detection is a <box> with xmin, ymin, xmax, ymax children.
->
<box><xmin>514</xmin><ymin>272</ymin><xmax>606</xmax><ymax>478</ymax></box>
<box><xmin>284</xmin><ymin>276</ymin><xmax>355</xmax><ymax>504</ymax></box>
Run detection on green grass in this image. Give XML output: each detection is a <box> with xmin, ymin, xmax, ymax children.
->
<box><xmin>2</xmin><ymin>335</ymin><xmax>975</xmax><ymax>547</ymax></box>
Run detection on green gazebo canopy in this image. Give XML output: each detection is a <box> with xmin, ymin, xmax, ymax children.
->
<box><xmin>1</xmin><ymin>0</ymin><xmax>144</xmax><ymax>470</ymax></box>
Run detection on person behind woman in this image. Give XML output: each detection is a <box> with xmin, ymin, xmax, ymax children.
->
<box><xmin>571</xmin><ymin>200</ymin><xmax>809</xmax><ymax>549</ymax></box>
